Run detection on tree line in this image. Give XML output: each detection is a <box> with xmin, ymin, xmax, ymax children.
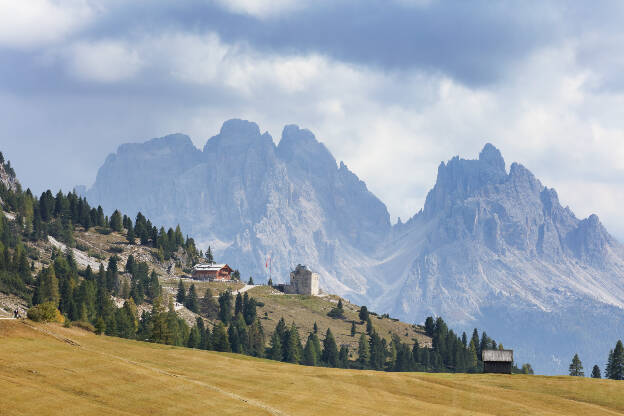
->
<box><xmin>569</xmin><ymin>340</ymin><xmax>624</xmax><ymax>380</ymax></box>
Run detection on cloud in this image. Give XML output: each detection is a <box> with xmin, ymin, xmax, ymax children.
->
<box><xmin>2</xmin><ymin>1</ymin><xmax>624</xmax><ymax>243</ymax></box>
<box><xmin>64</xmin><ymin>40</ymin><xmax>143</xmax><ymax>82</ymax></box>
<box><xmin>212</xmin><ymin>0</ymin><xmax>306</xmax><ymax>18</ymax></box>
<box><xmin>0</xmin><ymin>0</ymin><xmax>95</xmax><ymax>48</ymax></box>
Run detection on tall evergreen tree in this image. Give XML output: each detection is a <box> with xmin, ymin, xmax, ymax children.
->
<box><xmin>358</xmin><ymin>305</ymin><xmax>369</xmax><ymax>322</ymax></box>
<box><xmin>211</xmin><ymin>322</ymin><xmax>230</xmax><ymax>352</ymax></box>
<box><xmin>351</xmin><ymin>321</ymin><xmax>356</xmax><ymax>337</ymax></box>
<box><xmin>591</xmin><ymin>365</ymin><xmax>601</xmax><ymax>379</ymax></box>
<box><xmin>321</xmin><ymin>328</ymin><xmax>338</xmax><ymax>367</ymax></box>
<box><xmin>234</xmin><ymin>292</ymin><xmax>243</xmax><ymax>316</ymax></box>
<box><xmin>569</xmin><ymin>353</ymin><xmax>584</xmax><ymax>377</ymax></box>
<box><xmin>303</xmin><ymin>334</ymin><xmax>318</xmax><ymax>366</ymax></box>
<box><xmin>176</xmin><ymin>279</ymin><xmax>186</xmax><ymax>304</ymax></box>
<box><xmin>200</xmin><ymin>288</ymin><xmax>219</xmax><ymax>318</ymax></box>
<box><xmin>185</xmin><ymin>283</ymin><xmax>199</xmax><ymax>313</ymax></box>
<box><xmin>269</xmin><ymin>330</ymin><xmax>283</xmax><ymax>361</ymax></box>
<box><xmin>608</xmin><ymin>340</ymin><xmax>624</xmax><ymax>380</ymax></box>
<box><xmin>284</xmin><ymin>322</ymin><xmax>302</xmax><ymax>364</ymax></box>
<box><xmin>205</xmin><ymin>246</ymin><xmax>214</xmax><ymax>263</ymax></box>
<box><xmin>38</xmin><ymin>266</ymin><xmax>60</xmax><ymax>306</ymax></box>
<box><xmin>218</xmin><ymin>289</ymin><xmax>233</xmax><ymax>324</ymax></box>
<box><xmin>110</xmin><ymin>210</ymin><xmax>123</xmax><ymax>232</ymax></box>
<box><xmin>338</xmin><ymin>345</ymin><xmax>350</xmax><ymax>368</ymax></box>
<box><xmin>358</xmin><ymin>333</ymin><xmax>370</xmax><ymax>367</ymax></box>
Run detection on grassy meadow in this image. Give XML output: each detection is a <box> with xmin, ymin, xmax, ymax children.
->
<box><xmin>1</xmin><ymin>320</ymin><xmax>623</xmax><ymax>416</ymax></box>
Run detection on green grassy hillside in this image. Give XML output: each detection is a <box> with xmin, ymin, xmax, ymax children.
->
<box><xmin>1</xmin><ymin>320</ymin><xmax>622</xmax><ymax>416</ymax></box>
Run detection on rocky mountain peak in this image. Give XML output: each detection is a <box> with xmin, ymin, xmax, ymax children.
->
<box><xmin>478</xmin><ymin>143</ymin><xmax>506</xmax><ymax>172</ymax></box>
<box><xmin>277</xmin><ymin>124</ymin><xmax>337</xmax><ymax>174</ymax></box>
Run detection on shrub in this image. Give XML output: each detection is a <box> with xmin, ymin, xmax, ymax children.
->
<box><xmin>72</xmin><ymin>321</ymin><xmax>95</xmax><ymax>332</ymax></box>
<box><xmin>27</xmin><ymin>302</ymin><xmax>64</xmax><ymax>323</ymax></box>
<box><xmin>108</xmin><ymin>246</ymin><xmax>123</xmax><ymax>254</ymax></box>
<box><xmin>327</xmin><ymin>307</ymin><xmax>345</xmax><ymax>319</ymax></box>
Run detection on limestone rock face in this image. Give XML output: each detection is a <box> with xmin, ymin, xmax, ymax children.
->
<box><xmin>85</xmin><ymin>119</ymin><xmax>390</xmax><ymax>296</ymax></box>
<box><xmin>370</xmin><ymin>143</ymin><xmax>624</xmax><ymax>373</ymax></box>
<box><xmin>84</xmin><ymin>127</ymin><xmax>624</xmax><ymax>374</ymax></box>
<box><xmin>0</xmin><ymin>159</ymin><xmax>19</xmax><ymax>193</ymax></box>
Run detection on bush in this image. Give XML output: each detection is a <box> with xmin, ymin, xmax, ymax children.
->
<box><xmin>72</xmin><ymin>321</ymin><xmax>95</xmax><ymax>332</ymax></box>
<box><xmin>108</xmin><ymin>246</ymin><xmax>124</xmax><ymax>254</ymax></box>
<box><xmin>95</xmin><ymin>227</ymin><xmax>112</xmax><ymax>235</ymax></box>
<box><xmin>27</xmin><ymin>302</ymin><xmax>64</xmax><ymax>323</ymax></box>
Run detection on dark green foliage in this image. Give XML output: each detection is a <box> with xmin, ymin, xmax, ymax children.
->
<box><xmin>205</xmin><ymin>246</ymin><xmax>214</xmax><ymax>263</ymax></box>
<box><xmin>358</xmin><ymin>305</ymin><xmax>369</xmax><ymax>322</ymax></box>
<box><xmin>569</xmin><ymin>353</ymin><xmax>584</xmax><ymax>377</ymax></box>
<box><xmin>248</xmin><ymin>276</ymin><xmax>254</xmax><ymax>285</ymax></box>
<box><xmin>327</xmin><ymin>298</ymin><xmax>345</xmax><ymax>319</ymax></box>
<box><xmin>200</xmin><ymin>288</ymin><xmax>219</xmax><ymax>318</ymax></box>
<box><xmin>284</xmin><ymin>322</ymin><xmax>303</xmax><ymax>364</ymax></box>
<box><xmin>338</xmin><ymin>345</ymin><xmax>349</xmax><ymax>368</ymax></box>
<box><xmin>351</xmin><ymin>321</ymin><xmax>356</xmax><ymax>337</ymax></box>
<box><xmin>592</xmin><ymin>365</ymin><xmax>601</xmax><ymax>379</ymax></box>
<box><xmin>184</xmin><ymin>284</ymin><xmax>199</xmax><ymax>313</ymax></box>
<box><xmin>605</xmin><ymin>340</ymin><xmax>624</xmax><ymax>380</ymax></box>
<box><xmin>269</xmin><ymin>329</ymin><xmax>283</xmax><ymax>360</ymax></box>
<box><xmin>234</xmin><ymin>292</ymin><xmax>243</xmax><ymax>316</ymax></box>
<box><xmin>358</xmin><ymin>334</ymin><xmax>370</xmax><ymax>367</ymax></box>
<box><xmin>366</xmin><ymin>316</ymin><xmax>373</xmax><ymax>335</ymax></box>
<box><xmin>218</xmin><ymin>289</ymin><xmax>233</xmax><ymax>324</ymax></box>
<box><xmin>176</xmin><ymin>279</ymin><xmax>186</xmax><ymax>304</ymax></box>
<box><xmin>211</xmin><ymin>322</ymin><xmax>230</xmax><ymax>352</ymax></box>
<box><xmin>321</xmin><ymin>328</ymin><xmax>338</xmax><ymax>367</ymax></box>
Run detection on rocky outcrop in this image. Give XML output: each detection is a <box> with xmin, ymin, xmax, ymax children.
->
<box><xmin>84</xmin><ymin>126</ymin><xmax>624</xmax><ymax>374</ymax></box>
<box><xmin>0</xmin><ymin>157</ymin><xmax>19</xmax><ymax>193</ymax></box>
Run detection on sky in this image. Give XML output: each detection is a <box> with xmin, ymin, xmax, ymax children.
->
<box><xmin>1</xmin><ymin>0</ymin><xmax>624</xmax><ymax>239</ymax></box>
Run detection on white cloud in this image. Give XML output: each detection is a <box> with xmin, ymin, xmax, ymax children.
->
<box><xmin>65</xmin><ymin>40</ymin><xmax>143</xmax><ymax>82</ymax></box>
<box><xmin>212</xmin><ymin>0</ymin><xmax>307</xmax><ymax>18</ymax></box>
<box><xmin>0</xmin><ymin>0</ymin><xmax>95</xmax><ymax>48</ymax></box>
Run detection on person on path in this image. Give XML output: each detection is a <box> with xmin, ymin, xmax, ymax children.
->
<box><xmin>13</xmin><ymin>309</ymin><xmax>18</xmax><ymax>319</ymax></box>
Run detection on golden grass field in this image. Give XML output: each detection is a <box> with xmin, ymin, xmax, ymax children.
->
<box><xmin>1</xmin><ymin>320</ymin><xmax>623</xmax><ymax>416</ymax></box>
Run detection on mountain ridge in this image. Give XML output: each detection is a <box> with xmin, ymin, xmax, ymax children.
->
<box><xmin>82</xmin><ymin>119</ymin><xmax>624</xmax><ymax>373</ymax></box>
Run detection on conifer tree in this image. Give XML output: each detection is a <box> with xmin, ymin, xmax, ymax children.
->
<box><xmin>358</xmin><ymin>305</ymin><xmax>369</xmax><ymax>322</ymax></box>
<box><xmin>38</xmin><ymin>266</ymin><xmax>60</xmax><ymax>306</ymax></box>
<box><xmin>247</xmin><ymin>319</ymin><xmax>265</xmax><ymax>358</ymax></box>
<box><xmin>212</xmin><ymin>322</ymin><xmax>230</xmax><ymax>352</ymax></box>
<box><xmin>110</xmin><ymin>210</ymin><xmax>123</xmax><ymax>232</ymax></box>
<box><xmin>200</xmin><ymin>288</ymin><xmax>219</xmax><ymax>318</ymax></box>
<box><xmin>126</xmin><ymin>223</ymin><xmax>135</xmax><ymax>244</ymax></box>
<box><xmin>269</xmin><ymin>330</ymin><xmax>282</xmax><ymax>361</ymax></box>
<box><xmin>303</xmin><ymin>334</ymin><xmax>318</xmax><ymax>366</ymax></box>
<box><xmin>313</xmin><ymin>322</ymin><xmax>318</xmax><ymax>334</ymax></box>
<box><xmin>339</xmin><ymin>345</ymin><xmax>349</xmax><ymax>368</ymax></box>
<box><xmin>569</xmin><ymin>353</ymin><xmax>584</xmax><ymax>376</ymax></box>
<box><xmin>591</xmin><ymin>365</ymin><xmax>601</xmax><ymax>379</ymax></box>
<box><xmin>205</xmin><ymin>246</ymin><xmax>214</xmax><ymax>263</ymax></box>
<box><xmin>218</xmin><ymin>289</ymin><xmax>233</xmax><ymax>324</ymax></box>
<box><xmin>285</xmin><ymin>322</ymin><xmax>302</xmax><ymax>364</ymax></box>
<box><xmin>176</xmin><ymin>279</ymin><xmax>186</xmax><ymax>304</ymax></box>
<box><xmin>608</xmin><ymin>340</ymin><xmax>624</xmax><ymax>380</ymax></box>
<box><xmin>321</xmin><ymin>328</ymin><xmax>338</xmax><ymax>367</ymax></box>
<box><xmin>248</xmin><ymin>276</ymin><xmax>254</xmax><ymax>285</ymax></box>
<box><xmin>185</xmin><ymin>283</ymin><xmax>199</xmax><ymax>313</ymax></box>
<box><xmin>358</xmin><ymin>333</ymin><xmax>370</xmax><ymax>367</ymax></box>
<box><xmin>234</xmin><ymin>292</ymin><xmax>243</xmax><ymax>316</ymax></box>
<box><xmin>351</xmin><ymin>321</ymin><xmax>356</xmax><ymax>337</ymax></box>
<box><xmin>366</xmin><ymin>316</ymin><xmax>373</xmax><ymax>335</ymax></box>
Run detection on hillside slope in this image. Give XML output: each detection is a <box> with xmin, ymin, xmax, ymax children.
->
<box><xmin>2</xmin><ymin>320</ymin><xmax>623</xmax><ymax>416</ymax></box>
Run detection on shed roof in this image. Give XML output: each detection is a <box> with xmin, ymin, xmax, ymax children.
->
<box><xmin>482</xmin><ymin>349</ymin><xmax>513</xmax><ymax>362</ymax></box>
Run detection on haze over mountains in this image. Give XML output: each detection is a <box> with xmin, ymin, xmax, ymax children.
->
<box><xmin>81</xmin><ymin>119</ymin><xmax>624</xmax><ymax>374</ymax></box>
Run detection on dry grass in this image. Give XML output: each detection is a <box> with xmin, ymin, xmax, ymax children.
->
<box><xmin>248</xmin><ymin>286</ymin><xmax>431</xmax><ymax>354</ymax></box>
<box><xmin>1</xmin><ymin>320</ymin><xmax>623</xmax><ymax>416</ymax></box>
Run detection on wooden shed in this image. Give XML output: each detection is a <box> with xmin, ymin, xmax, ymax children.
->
<box><xmin>482</xmin><ymin>349</ymin><xmax>513</xmax><ymax>374</ymax></box>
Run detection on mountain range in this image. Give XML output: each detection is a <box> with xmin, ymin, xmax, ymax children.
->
<box><xmin>80</xmin><ymin>119</ymin><xmax>624</xmax><ymax>374</ymax></box>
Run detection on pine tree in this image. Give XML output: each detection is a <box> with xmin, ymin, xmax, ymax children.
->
<box><xmin>200</xmin><ymin>288</ymin><xmax>219</xmax><ymax>318</ymax></box>
<box><xmin>176</xmin><ymin>279</ymin><xmax>186</xmax><ymax>304</ymax></box>
<box><xmin>284</xmin><ymin>323</ymin><xmax>302</xmax><ymax>364</ymax></box>
<box><xmin>313</xmin><ymin>322</ymin><xmax>318</xmax><ymax>334</ymax></box>
<box><xmin>569</xmin><ymin>353</ymin><xmax>584</xmax><ymax>377</ymax></box>
<box><xmin>351</xmin><ymin>321</ymin><xmax>356</xmax><ymax>337</ymax></box>
<box><xmin>303</xmin><ymin>334</ymin><xmax>318</xmax><ymax>366</ymax></box>
<box><xmin>247</xmin><ymin>319</ymin><xmax>265</xmax><ymax>358</ymax></box>
<box><xmin>339</xmin><ymin>345</ymin><xmax>349</xmax><ymax>368</ymax></box>
<box><xmin>110</xmin><ymin>210</ymin><xmax>123</xmax><ymax>232</ymax></box>
<box><xmin>366</xmin><ymin>316</ymin><xmax>373</xmax><ymax>335</ymax></box>
<box><xmin>218</xmin><ymin>289</ymin><xmax>233</xmax><ymax>324</ymax></box>
<box><xmin>185</xmin><ymin>283</ymin><xmax>199</xmax><ymax>313</ymax></box>
<box><xmin>321</xmin><ymin>328</ymin><xmax>338</xmax><ymax>367</ymax></box>
<box><xmin>234</xmin><ymin>292</ymin><xmax>243</xmax><ymax>316</ymax></box>
<box><xmin>38</xmin><ymin>266</ymin><xmax>60</xmax><ymax>306</ymax></box>
<box><xmin>205</xmin><ymin>246</ymin><xmax>214</xmax><ymax>263</ymax></box>
<box><xmin>267</xmin><ymin>277</ymin><xmax>273</xmax><ymax>286</ymax></box>
<box><xmin>358</xmin><ymin>333</ymin><xmax>370</xmax><ymax>367</ymax></box>
<box><xmin>424</xmin><ymin>316</ymin><xmax>435</xmax><ymax>337</ymax></box>
<box><xmin>126</xmin><ymin>223</ymin><xmax>135</xmax><ymax>244</ymax></box>
<box><xmin>358</xmin><ymin>305</ymin><xmax>369</xmax><ymax>322</ymax></box>
<box><xmin>591</xmin><ymin>365</ymin><xmax>601</xmax><ymax>379</ymax></box>
<box><xmin>609</xmin><ymin>340</ymin><xmax>624</xmax><ymax>380</ymax></box>
<box><xmin>248</xmin><ymin>276</ymin><xmax>254</xmax><ymax>285</ymax></box>
<box><xmin>209</xmin><ymin>322</ymin><xmax>229</xmax><ymax>352</ymax></box>
<box><xmin>269</xmin><ymin>330</ymin><xmax>282</xmax><ymax>361</ymax></box>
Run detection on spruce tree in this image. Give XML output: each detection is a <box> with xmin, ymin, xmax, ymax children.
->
<box><xmin>212</xmin><ymin>322</ymin><xmax>230</xmax><ymax>352</ymax></box>
<box><xmin>366</xmin><ymin>316</ymin><xmax>373</xmax><ymax>335</ymax></box>
<box><xmin>351</xmin><ymin>321</ymin><xmax>356</xmax><ymax>337</ymax></box>
<box><xmin>200</xmin><ymin>288</ymin><xmax>219</xmax><ymax>318</ymax></box>
<box><xmin>234</xmin><ymin>292</ymin><xmax>243</xmax><ymax>316</ymax></box>
<box><xmin>176</xmin><ymin>279</ymin><xmax>186</xmax><ymax>304</ymax></box>
<box><xmin>610</xmin><ymin>340</ymin><xmax>624</xmax><ymax>380</ymax></box>
<box><xmin>321</xmin><ymin>328</ymin><xmax>338</xmax><ymax>367</ymax></box>
<box><xmin>358</xmin><ymin>305</ymin><xmax>369</xmax><ymax>322</ymax></box>
<box><xmin>185</xmin><ymin>284</ymin><xmax>199</xmax><ymax>313</ymax></box>
<box><xmin>303</xmin><ymin>334</ymin><xmax>318</xmax><ymax>366</ymax></box>
<box><xmin>218</xmin><ymin>289</ymin><xmax>233</xmax><ymax>324</ymax></box>
<box><xmin>358</xmin><ymin>333</ymin><xmax>370</xmax><ymax>367</ymax></box>
<box><xmin>110</xmin><ymin>210</ymin><xmax>123</xmax><ymax>232</ymax></box>
<box><xmin>591</xmin><ymin>365</ymin><xmax>601</xmax><ymax>379</ymax></box>
<box><xmin>205</xmin><ymin>246</ymin><xmax>214</xmax><ymax>263</ymax></box>
<box><xmin>569</xmin><ymin>353</ymin><xmax>584</xmax><ymax>377</ymax></box>
<box><xmin>339</xmin><ymin>345</ymin><xmax>349</xmax><ymax>368</ymax></box>
<box><xmin>284</xmin><ymin>322</ymin><xmax>302</xmax><ymax>364</ymax></box>
<box><xmin>126</xmin><ymin>223</ymin><xmax>135</xmax><ymax>244</ymax></box>
<box><xmin>269</xmin><ymin>330</ymin><xmax>282</xmax><ymax>361</ymax></box>
<box><xmin>313</xmin><ymin>322</ymin><xmax>318</xmax><ymax>334</ymax></box>
<box><xmin>38</xmin><ymin>266</ymin><xmax>60</xmax><ymax>306</ymax></box>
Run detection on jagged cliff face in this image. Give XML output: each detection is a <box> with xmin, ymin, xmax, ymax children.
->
<box><xmin>85</xmin><ymin>119</ymin><xmax>390</xmax><ymax>295</ymax></box>
<box><xmin>85</xmin><ymin>123</ymin><xmax>624</xmax><ymax>373</ymax></box>
<box><xmin>370</xmin><ymin>144</ymin><xmax>624</xmax><ymax>373</ymax></box>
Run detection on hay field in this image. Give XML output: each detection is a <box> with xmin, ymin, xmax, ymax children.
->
<box><xmin>1</xmin><ymin>320</ymin><xmax>623</xmax><ymax>416</ymax></box>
